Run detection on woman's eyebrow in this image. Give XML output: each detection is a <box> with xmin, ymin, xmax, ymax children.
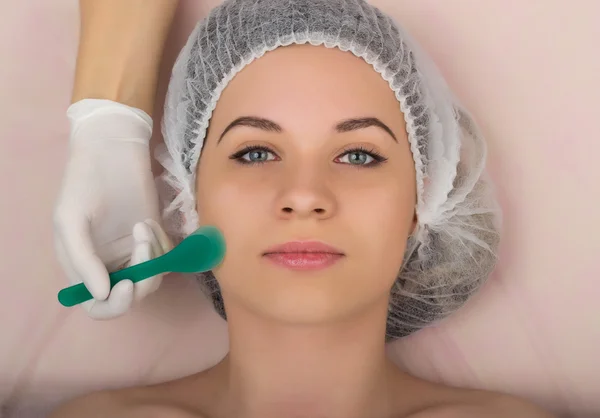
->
<box><xmin>218</xmin><ymin>116</ymin><xmax>283</xmax><ymax>144</ymax></box>
<box><xmin>218</xmin><ymin>116</ymin><xmax>397</xmax><ymax>144</ymax></box>
<box><xmin>335</xmin><ymin>118</ymin><xmax>397</xmax><ymax>142</ymax></box>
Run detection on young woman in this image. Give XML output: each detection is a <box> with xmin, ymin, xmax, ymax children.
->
<box><xmin>52</xmin><ymin>0</ymin><xmax>552</xmax><ymax>416</ymax></box>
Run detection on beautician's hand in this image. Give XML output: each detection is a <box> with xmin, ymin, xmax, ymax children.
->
<box><xmin>53</xmin><ymin>0</ymin><xmax>178</xmax><ymax>318</ymax></box>
<box><xmin>53</xmin><ymin>99</ymin><xmax>171</xmax><ymax>319</ymax></box>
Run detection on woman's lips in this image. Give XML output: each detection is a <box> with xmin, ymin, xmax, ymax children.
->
<box><xmin>262</xmin><ymin>241</ymin><xmax>345</xmax><ymax>271</ymax></box>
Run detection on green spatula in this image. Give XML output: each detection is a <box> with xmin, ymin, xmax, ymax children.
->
<box><xmin>57</xmin><ymin>225</ymin><xmax>226</xmax><ymax>307</ymax></box>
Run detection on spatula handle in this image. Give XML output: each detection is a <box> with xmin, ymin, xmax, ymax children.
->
<box><xmin>57</xmin><ymin>278</ymin><xmax>122</xmax><ymax>308</ymax></box>
<box><xmin>57</xmin><ymin>282</ymin><xmax>94</xmax><ymax>307</ymax></box>
<box><xmin>57</xmin><ymin>257</ymin><xmax>167</xmax><ymax>307</ymax></box>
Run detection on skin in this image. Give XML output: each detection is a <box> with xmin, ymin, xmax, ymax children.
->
<box><xmin>72</xmin><ymin>0</ymin><xmax>179</xmax><ymax>115</ymax></box>
<box><xmin>51</xmin><ymin>45</ymin><xmax>553</xmax><ymax>418</ymax></box>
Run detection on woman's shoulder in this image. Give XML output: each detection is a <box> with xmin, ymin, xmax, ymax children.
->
<box><xmin>406</xmin><ymin>391</ymin><xmax>554</xmax><ymax>418</ymax></box>
<box><xmin>48</xmin><ymin>386</ymin><xmax>207</xmax><ymax>418</ymax></box>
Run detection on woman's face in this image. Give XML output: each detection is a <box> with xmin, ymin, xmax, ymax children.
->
<box><xmin>196</xmin><ymin>45</ymin><xmax>416</xmax><ymax>325</ymax></box>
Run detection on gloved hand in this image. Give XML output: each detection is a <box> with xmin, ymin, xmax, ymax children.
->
<box><xmin>53</xmin><ymin>99</ymin><xmax>171</xmax><ymax>319</ymax></box>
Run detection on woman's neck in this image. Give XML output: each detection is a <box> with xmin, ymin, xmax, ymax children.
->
<box><xmin>212</xmin><ymin>302</ymin><xmax>403</xmax><ymax>418</ymax></box>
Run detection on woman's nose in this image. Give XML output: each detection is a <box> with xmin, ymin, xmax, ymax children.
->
<box><xmin>274</xmin><ymin>171</ymin><xmax>337</xmax><ymax>221</ymax></box>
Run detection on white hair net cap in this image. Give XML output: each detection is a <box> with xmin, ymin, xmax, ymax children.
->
<box><xmin>156</xmin><ymin>0</ymin><xmax>501</xmax><ymax>339</ymax></box>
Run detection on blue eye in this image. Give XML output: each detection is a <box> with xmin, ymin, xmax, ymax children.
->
<box><xmin>230</xmin><ymin>146</ymin><xmax>386</xmax><ymax>167</ymax></box>
<box><xmin>336</xmin><ymin>147</ymin><xmax>387</xmax><ymax>167</ymax></box>
<box><xmin>230</xmin><ymin>146</ymin><xmax>278</xmax><ymax>165</ymax></box>
<box><xmin>244</xmin><ymin>149</ymin><xmax>272</xmax><ymax>162</ymax></box>
<box><xmin>338</xmin><ymin>151</ymin><xmax>374</xmax><ymax>166</ymax></box>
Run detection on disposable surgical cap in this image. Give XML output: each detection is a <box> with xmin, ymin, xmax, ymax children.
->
<box><xmin>156</xmin><ymin>0</ymin><xmax>501</xmax><ymax>339</ymax></box>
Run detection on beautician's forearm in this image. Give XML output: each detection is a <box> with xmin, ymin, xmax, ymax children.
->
<box><xmin>71</xmin><ymin>0</ymin><xmax>179</xmax><ymax>115</ymax></box>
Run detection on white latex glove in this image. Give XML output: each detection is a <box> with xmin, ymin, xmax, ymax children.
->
<box><xmin>53</xmin><ymin>99</ymin><xmax>171</xmax><ymax>319</ymax></box>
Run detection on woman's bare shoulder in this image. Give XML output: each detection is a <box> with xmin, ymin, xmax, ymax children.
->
<box><xmin>407</xmin><ymin>392</ymin><xmax>554</xmax><ymax>418</ymax></box>
<box><xmin>48</xmin><ymin>386</ymin><xmax>206</xmax><ymax>418</ymax></box>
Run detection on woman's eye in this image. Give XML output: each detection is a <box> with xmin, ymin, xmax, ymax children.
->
<box><xmin>231</xmin><ymin>146</ymin><xmax>385</xmax><ymax>167</ymax></box>
<box><xmin>337</xmin><ymin>151</ymin><xmax>376</xmax><ymax>166</ymax></box>
<box><xmin>233</xmin><ymin>147</ymin><xmax>278</xmax><ymax>164</ymax></box>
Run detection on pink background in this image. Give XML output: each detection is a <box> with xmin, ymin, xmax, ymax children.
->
<box><xmin>1</xmin><ymin>0</ymin><xmax>599</xmax><ymax>417</ymax></box>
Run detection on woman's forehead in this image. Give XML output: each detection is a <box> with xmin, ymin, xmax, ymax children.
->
<box><xmin>209</xmin><ymin>45</ymin><xmax>405</xmax><ymax>132</ymax></box>
<box><xmin>220</xmin><ymin>45</ymin><xmax>390</xmax><ymax>95</ymax></box>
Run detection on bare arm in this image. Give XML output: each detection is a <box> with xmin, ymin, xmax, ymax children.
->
<box><xmin>71</xmin><ymin>0</ymin><xmax>179</xmax><ymax>115</ymax></box>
